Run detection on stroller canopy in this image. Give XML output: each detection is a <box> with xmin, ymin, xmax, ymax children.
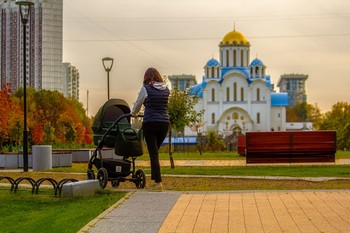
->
<box><xmin>92</xmin><ymin>99</ymin><xmax>130</xmax><ymax>133</ymax></box>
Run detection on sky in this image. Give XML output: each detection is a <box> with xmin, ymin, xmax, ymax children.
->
<box><xmin>62</xmin><ymin>0</ymin><xmax>350</xmax><ymax>116</ymax></box>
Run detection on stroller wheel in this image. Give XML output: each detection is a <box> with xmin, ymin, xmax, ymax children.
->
<box><xmin>111</xmin><ymin>180</ymin><xmax>120</xmax><ymax>188</ymax></box>
<box><xmin>134</xmin><ymin>169</ymin><xmax>146</xmax><ymax>189</ymax></box>
<box><xmin>87</xmin><ymin>169</ymin><xmax>95</xmax><ymax>180</ymax></box>
<box><xmin>97</xmin><ymin>168</ymin><xmax>108</xmax><ymax>189</ymax></box>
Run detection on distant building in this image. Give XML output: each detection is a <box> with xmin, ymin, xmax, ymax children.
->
<box><xmin>0</xmin><ymin>0</ymin><xmax>73</xmax><ymax>96</ymax></box>
<box><xmin>62</xmin><ymin>63</ymin><xmax>79</xmax><ymax>99</ymax></box>
<box><xmin>277</xmin><ymin>74</ymin><xmax>308</xmax><ymax>107</ymax></box>
<box><xmin>188</xmin><ymin>28</ymin><xmax>288</xmax><ymax>137</ymax></box>
<box><xmin>168</xmin><ymin>74</ymin><xmax>197</xmax><ymax>91</ymax></box>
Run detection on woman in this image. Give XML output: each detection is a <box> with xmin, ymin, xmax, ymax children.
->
<box><xmin>131</xmin><ymin>67</ymin><xmax>170</xmax><ymax>191</ymax></box>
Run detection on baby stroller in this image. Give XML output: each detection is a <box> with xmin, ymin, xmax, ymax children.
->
<box><xmin>88</xmin><ymin>99</ymin><xmax>146</xmax><ymax>189</ymax></box>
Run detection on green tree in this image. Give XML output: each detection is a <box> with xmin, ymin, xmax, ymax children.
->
<box><xmin>206</xmin><ymin>131</ymin><xmax>225</xmax><ymax>152</ymax></box>
<box><xmin>317</xmin><ymin>102</ymin><xmax>350</xmax><ymax>149</ymax></box>
<box><xmin>168</xmin><ymin>82</ymin><xmax>203</xmax><ymax>168</ymax></box>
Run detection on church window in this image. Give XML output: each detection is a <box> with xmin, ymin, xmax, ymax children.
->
<box><xmin>206</xmin><ymin>67</ymin><xmax>209</xmax><ymax>77</ymax></box>
<box><xmin>233</xmin><ymin>83</ymin><xmax>237</xmax><ymax>101</ymax></box>
<box><xmin>211</xmin><ymin>113</ymin><xmax>216</xmax><ymax>124</ymax></box>
<box><xmin>241</xmin><ymin>87</ymin><xmax>244</xmax><ymax>101</ymax></box>
<box><xmin>278</xmin><ymin>113</ymin><xmax>281</xmax><ymax>118</ymax></box>
<box><xmin>257</xmin><ymin>88</ymin><xmax>260</xmax><ymax>101</ymax></box>
<box><xmin>211</xmin><ymin>88</ymin><xmax>215</xmax><ymax>102</ymax></box>
<box><xmin>226</xmin><ymin>50</ymin><xmax>229</xmax><ymax>67</ymax></box>
<box><xmin>257</xmin><ymin>113</ymin><xmax>261</xmax><ymax>124</ymax></box>
<box><xmin>226</xmin><ymin>87</ymin><xmax>230</xmax><ymax>101</ymax></box>
<box><xmin>233</xmin><ymin>50</ymin><xmax>237</xmax><ymax>66</ymax></box>
<box><xmin>211</xmin><ymin>67</ymin><xmax>214</xmax><ymax>78</ymax></box>
<box><xmin>241</xmin><ymin>50</ymin><xmax>244</xmax><ymax>66</ymax></box>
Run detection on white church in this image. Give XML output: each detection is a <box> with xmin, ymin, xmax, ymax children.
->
<box><xmin>187</xmin><ymin>28</ymin><xmax>288</xmax><ymax>138</ymax></box>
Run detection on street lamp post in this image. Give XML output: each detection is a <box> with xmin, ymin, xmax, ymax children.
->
<box><xmin>16</xmin><ymin>0</ymin><xmax>34</xmax><ymax>172</ymax></box>
<box><xmin>102</xmin><ymin>57</ymin><xmax>114</xmax><ymax>100</ymax></box>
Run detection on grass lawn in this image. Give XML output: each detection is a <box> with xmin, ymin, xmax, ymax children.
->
<box><xmin>156</xmin><ymin>150</ymin><xmax>350</xmax><ymax>160</ymax></box>
<box><xmin>157</xmin><ymin>165</ymin><xmax>350</xmax><ymax>177</ymax></box>
<box><xmin>0</xmin><ymin>188</ymin><xmax>126</xmax><ymax>233</ymax></box>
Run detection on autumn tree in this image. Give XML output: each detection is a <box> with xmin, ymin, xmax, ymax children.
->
<box><xmin>286</xmin><ymin>101</ymin><xmax>322</xmax><ymax>124</ymax></box>
<box><xmin>11</xmin><ymin>88</ymin><xmax>92</xmax><ymax>147</ymax></box>
<box><xmin>0</xmin><ymin>84</ymin><xmax>22</xmax><ymax>152</ymax></box>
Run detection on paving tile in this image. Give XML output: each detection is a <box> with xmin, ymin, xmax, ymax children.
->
<box><xmin>88</xmin><ymin>190</ymin><xmax>350</xmax><ymax>233</ymax></box>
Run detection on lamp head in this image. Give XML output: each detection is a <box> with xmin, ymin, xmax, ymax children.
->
<box><xmin>102</xmin><ymin>57</ymin><xmax>114</xmax><ymax>72</ymax></box>
<box><xmin>16</xmin><ymin>0</ymin><xmax>34</xmax><ymax>23</ymax></box>
<box><xmin>15</xmin><ymin>0</ymin><xmax>35</xmax><ymax>5</ymax></box>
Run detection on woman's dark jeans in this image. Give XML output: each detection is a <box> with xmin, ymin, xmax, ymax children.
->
<box><xmin>142</xmin><ymin>122</ymin><xmax>169</xmax><ymax>183</ymax></box>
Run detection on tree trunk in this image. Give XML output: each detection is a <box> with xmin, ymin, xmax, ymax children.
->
<box><xmin>168</xmin><ymin>126</ymin><xmax>175</xmax><ymax>168</ymax></box>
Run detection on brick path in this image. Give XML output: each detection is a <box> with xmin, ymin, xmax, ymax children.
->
<box><xmin>158</xmin><ymin>191</ymin><xmax>350</xmax><ymax>233</ymax></box>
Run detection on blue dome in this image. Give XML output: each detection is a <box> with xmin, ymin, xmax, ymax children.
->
<box><xmin>271</xmin><ymin>93</ymin><xmax>288</xmax><ymax>107</ymax></box>
<box><xmin>250</xmin><ymin>58</ymin><xmax>264</xmax><ymax>67</ymax></box>
<box><xmin>206</xmin><ymin>58</ymin><xmax>220</xmax><ymax>67</ymax></box>
<box><xmin>189</xmin><ymin>82</ymin><xmax>206</xmax><ymax>97</ymax></box>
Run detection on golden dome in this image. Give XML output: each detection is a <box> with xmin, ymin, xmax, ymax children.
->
<box><xmin>220</xmin><ymin>29</ymin><xmax>250</xmax><ymax>46</ymax></box>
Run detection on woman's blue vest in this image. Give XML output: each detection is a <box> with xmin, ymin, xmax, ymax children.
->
<box><xmin>143</xmin><ymin>85</ymin><xmax>170</xmax><ymax>123</ymax></box>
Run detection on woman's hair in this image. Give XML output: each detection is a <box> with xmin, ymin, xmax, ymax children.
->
<box><xmin>143</xmin><ymin>67</ymin><xmax>163</xmax><ymax>85</ymax></box>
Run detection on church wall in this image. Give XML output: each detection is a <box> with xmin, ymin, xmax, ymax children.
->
<box><xmin>270</xmin><ymin>107</ymin><xmax>286</xmax><ymax>131</ymax></box>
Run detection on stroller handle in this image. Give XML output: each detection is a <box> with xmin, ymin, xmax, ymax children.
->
<box><xmin>113</xmin><ymin>113</ymin><xmax>143</xmax><ymax>126</ymax></box>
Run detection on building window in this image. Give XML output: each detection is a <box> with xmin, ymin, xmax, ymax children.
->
<box><xmin>278</xmin><ymin>113</ymin><xmax>281</xmax><ymax>118</ymax></box>
<box><xmin>211</xmin><ymin>88</ymin><xmax>215</xmax><ymax>102</ymax></box>
<box><xmin>257</xmin><ymin>113</ymin><xmax>260</xmax><ymax>124</ymax></box>
<box><xmin>211</xmin><ymin>67</ymin><xmax>214</xmax><ymax>78</ymax></box>
<box><xmin>211</xmin><ymin>113</ymin><xmax>215</xmax><ymax>124</ymax></box>
<box><xmin>257</xmin><ymin>88</ymin><xmax>260</xmax><ymax>101</ymax></box>
<box><xmin>241</xmin><ymin>50</ymin><xmax>244</xmax><ymax>66</ymax></box>
<box><xmin>241</xmin><ymin>87</ymin><xmax>244</xmax><ymax>101</ymax></box>
<box><xmin>234</xmin><ymin>82</ymin><xmax>237</xmax><ymax>101</ymax></box>
<box><xmin>226</xmin><ymin>87</ymin><xmax>230</xmax><ymax>101</ymax></box>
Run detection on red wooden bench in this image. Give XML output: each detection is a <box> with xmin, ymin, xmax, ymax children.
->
<box><xmin>245</xmin><ymin>131</ymin><xmax>336</xmax><ymax>163</ymax></box>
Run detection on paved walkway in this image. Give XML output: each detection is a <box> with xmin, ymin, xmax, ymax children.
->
<box><xmin>84</xmin><ymin>190</ymin><xmax>350</xmax><ymax>233</ymax></box>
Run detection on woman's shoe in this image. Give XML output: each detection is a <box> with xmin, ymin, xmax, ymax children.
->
<box><xmin>149</xmin><ymin>182</ymin><xmax>163</xmax><ymax>192</ymax></box>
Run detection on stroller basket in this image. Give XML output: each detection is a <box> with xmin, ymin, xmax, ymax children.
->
<box><xmin>115</xmin><ymin>122</ymin><xmax>143</xmax><ymax>157</ymax></box>
<box><xmin>93</xmin><ymin>158</ymin><xmax>131</xmax><ymax>178</ymax></box>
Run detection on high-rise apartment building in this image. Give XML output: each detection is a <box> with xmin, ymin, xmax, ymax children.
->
<box><xmin>63</xmin><ymin>62</ymin><xmax>79</xmax><ymax>100</ymax></box>
<box><xmin>168</xmin><ymin>74</ymin><xmax>197</xmax><ymax>91</ymax></box>
<box><xmin>0</xmin><ymin>0</ymin><xmax>63</xmax><ymax>93</ymax></box>
<box><xmin>277</xmin><ymin>74</ymin><xmax>308</xmax><ymax>107</ymax></box>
